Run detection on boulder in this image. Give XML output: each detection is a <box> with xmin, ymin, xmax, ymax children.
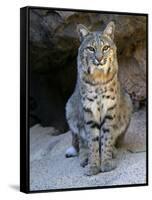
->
<box><xmin>29</xmin><ymin>8</ymin><xmax>147</xmax><ymax>130</ymax></box>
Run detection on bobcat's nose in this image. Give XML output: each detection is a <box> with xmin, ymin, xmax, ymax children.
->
<box><xmin>95</xmin><ymin>54</ymin><xmax>103</xmax><ymax>64</ymax></box>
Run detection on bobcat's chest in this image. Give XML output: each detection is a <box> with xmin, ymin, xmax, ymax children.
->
<box><xmin>81</xmin><ymin>85</ymin><xmax>117</xmax><ymax>123</ymax></box>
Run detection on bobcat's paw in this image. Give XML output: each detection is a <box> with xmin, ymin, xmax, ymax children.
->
<box><xmin>101</xmin><ymin>159</ymin><xmax>117</xmax><ymax>172</ymax></box>
<box><xmin>80</xmin><ymin>158</ymin><xmax>88</xmax><ymax>168</ymax></box>
<box><xmin>65</xmin><ymin>146</ymin><xmax>78</xmax><ymax>158</ymax></box>
<box><xmin>84</xmin><ymin>165</ymin><xmax>100</xmax><ymax>176</ymax></box>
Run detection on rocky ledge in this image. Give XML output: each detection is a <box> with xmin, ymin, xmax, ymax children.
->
<box><xmin>30</xmin><ymin>108</ymin><xmax>147</xmax><ymax>191</ymax></box>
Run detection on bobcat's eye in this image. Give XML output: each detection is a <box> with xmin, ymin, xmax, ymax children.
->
<box><xmin>87</xmin><ymin>46</ymin><xmax>95</xmax><ymax>52</ymax></box>
<box><xmin>103</xmin><ymin>45</ymin><xmax>110</xmax><ymax>52</ymax></box>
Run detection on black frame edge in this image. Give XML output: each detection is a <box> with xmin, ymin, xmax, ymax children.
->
<box><xmin>20</xmin><ymin>6</ymin><xmax>30</xmax><ymax>194</ymax></box>
<box><xmin>146</xmin><ymin>14</ymin><xmax>149</xmax><ymax>185</ymax></box>
<box><xmin>28</xmin><ymin>183</ymin><xmax>148</xmax><ymax>194</ymax></box>
<box><xmin>26</xmin><ymin>5</ymin><xmax>148</xmax><ymax>16</ymax></box>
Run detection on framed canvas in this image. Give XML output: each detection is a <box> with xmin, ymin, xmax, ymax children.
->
<box><xmin>20</xmin><ymin>6</ymin><xmax>148</xmax><ymax>193</ymax></box>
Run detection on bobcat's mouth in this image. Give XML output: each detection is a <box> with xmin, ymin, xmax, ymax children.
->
<box><xmin>99</xmin><ymin>58</ymin><xmax>107</xmax><ymax>66</ymax></box>
<box><xmin>93</xmin><ymin>58</ymin><xmax>107</xmax><ymax>67</ymax></box>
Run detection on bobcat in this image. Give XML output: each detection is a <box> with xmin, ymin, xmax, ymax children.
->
<box><xmin>65</xmin><ymin>22</ymin><xmax>132</xmax><ymax>176</ymax></box>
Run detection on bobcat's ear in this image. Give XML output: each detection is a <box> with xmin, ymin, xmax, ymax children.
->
<box><xmin>77</xmin><ymin>24</ymin><xmax>90</xmax><ymax>42</ymax></box>
<box><xmin>103</xmin><ymin>21</ymin><xmax>115</xmax><ymax>40</ymax></box>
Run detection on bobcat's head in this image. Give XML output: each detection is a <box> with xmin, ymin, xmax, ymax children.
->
<box><xmin>77</xmin><ymin>22</ymin><xmax>118</xmax><ymax>84</ymax></box>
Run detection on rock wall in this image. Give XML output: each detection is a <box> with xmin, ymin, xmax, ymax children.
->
<box><xmin>29</xmin><ymin>8</ymin><xmax>147</xmax><ymax>130</ymax></box>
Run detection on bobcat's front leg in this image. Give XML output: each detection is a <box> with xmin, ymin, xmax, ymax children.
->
<box><xmin>100</xmin><ymin>124</ymin><xmax>117</xmax><ymax>172</ymax></box>
<box><xmin>84</xmin><ymin>128</ymin><xmax>100</xmax><ymax>176</ymax></box>
<box><xmin>83</xmin><ymin>109</ymin><xmax>100</xmax><ymax>176</ymax></box>
<box><xmin>79</xmin><ymin>137</ymin><xmax>88</xmax><ymax>167</ymax></box>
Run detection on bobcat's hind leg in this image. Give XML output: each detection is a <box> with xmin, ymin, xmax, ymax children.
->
<box><xmin>65</xmin><ymin>133</ymin><xmax>79</xmax><ymax>158</ymax></box>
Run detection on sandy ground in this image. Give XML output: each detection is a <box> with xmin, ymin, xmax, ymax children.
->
<box><xmin>30</xmin><ymin>109</ymin><xmax>147</xmax><ymax>191</ymax></box>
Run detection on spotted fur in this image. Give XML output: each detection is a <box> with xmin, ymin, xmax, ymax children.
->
<box><xmin>65</xmin><ymin>22</ymin><xmax>133</xmax><ymax>176</ymax></box>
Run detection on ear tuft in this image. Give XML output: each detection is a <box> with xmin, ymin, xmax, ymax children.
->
<box><xmin>103</xmin><ymin>21</ymin><xmax>115</xmax><ymax>40</ymax></box>
<box><xmin>77</xmin><ymin>24</ymin><xmax>90</xmax><ymax>42</ymax></box>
